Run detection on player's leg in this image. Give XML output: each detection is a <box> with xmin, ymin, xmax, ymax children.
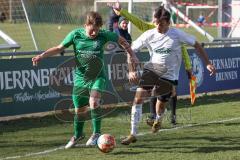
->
<box><xmin>121</xmin><ymin>87</ymin><xmax>150</xmax><ymax>145</ymax></box>
<box><xmin>85</xmin><ymin>90</ymin><xmax>102</xmax><ymax>146</ymax></box>
<box><xmin>65</xmin><ymin>95</ymin><xmax>89</xmax><ymax>149</ymax></box>
<box><xmin>170</xmin><ymin>86</ymin><xmax>177</xmax><ymax>125</ymax></box>
<box><xmin>146</xmin><ymin>96</ymin><xmax>157</xmax><ymax>127</ymax></box>
<box><xmin>65</xmin><ymin>80</ymin><xmax>90</xmax><ymax>149</ymax></box>
<box><xmin>151</xmin><ymin>97</ymin><xmax>169</xmax><ymax>133</ymax></box>
<box><xmin>131</xmin><ymin>88</ymin><xmax>149</xmax><ymax>136</ymax></box>
<box><xmin>152</xmin><ymin>78</ymin><xmax>173</xmax><ymax>133</ymax></box>
<box><xmin>122</xmin><ymin>69</ymin><xmax>165</xmax><ymax>144</ymax></box>
<box><xmin>149</xmin><ymin>97</ymin><xmax>157</xmax><ymax>118</ymax></box>
<box><xmin>86</xmin><ymin>77</ymin><xmax>106</xmax><ymax>146</ymax></box>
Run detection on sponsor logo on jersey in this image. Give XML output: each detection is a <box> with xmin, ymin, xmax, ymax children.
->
<box><xmin>93</xmin><ymin>40</ymin><xmax>100</xmax><ymax>49</ymax></box>
<box><xmin>155</xmin><ymin>47</ymin><xmax>172</xmax><ymax>54</ymax></box>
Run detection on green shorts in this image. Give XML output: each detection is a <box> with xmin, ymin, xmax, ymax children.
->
<box><xmin>72</xmin><ymin>77</ymin><xmax>106</xmax><ymax>108</ymax></box>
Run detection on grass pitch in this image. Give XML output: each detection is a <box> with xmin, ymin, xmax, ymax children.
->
<box><xmin>0</xmin><ymin>92</ymin><xmax>240</xmax><ymax>160</ymax></box>
<box><xmin>0</xmin><ymin>22</ymin><xmax>217</xmax><ymax>53</ymax></box>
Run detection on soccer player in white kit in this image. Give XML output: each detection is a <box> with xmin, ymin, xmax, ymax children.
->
<box><xmin>121</xmin><ymin>6</ymin><xmax>216</xmax><ymax>145</ymax></box>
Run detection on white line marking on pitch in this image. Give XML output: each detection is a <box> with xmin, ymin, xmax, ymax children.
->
<box><xmin>1</xmin><ymin>117</ymin><xmax>239</xmax><ymax>160</ymax></box>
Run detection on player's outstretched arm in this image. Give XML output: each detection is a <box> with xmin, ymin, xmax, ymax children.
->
<box><xmin>118</xmin><ymin>36</ymin><xmax>139</xmax><ymax>83</ymax></box>
<box><xmin>108</xmin><ymin>0</ymin><xmax>154</xmax><ymax>32</ymax></box>
<box><xmin>181</xmin><ymin>45</ymin><xmax>194</xmax><ymax>79</ymax></box>
<box><xmin>32</xmin><ymin>44</ymin><xmax>65</xmax><ymax>66</ymax></box>
<box><xmin>118</xmin><ymin>36</ymin><xmax>138</xmax><ymax>60</ymax></box>
<box><xmin>181</xmin><ymin>45</ymin><xmax>192</xmax><ymax>71</ymax></box>
<box><xmin>193</xmin><ymin>41</ymin><xmax>216</xmax><ymax>76</ymax></box>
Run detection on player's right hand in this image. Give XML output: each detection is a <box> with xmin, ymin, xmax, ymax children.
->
<box><xmin>113</xmin><ymin>0</ymin><xmax>121</xmax><ymax>11</ymax></box>
<box><xmin>32</xmin><ymin>55</ymin><xmax>42</xmax><ymax>66</ymax></box>
<box><xmin>107</xmin><ymin>0</ymin><xmax>121</xmax><ymax>15</ymax></box>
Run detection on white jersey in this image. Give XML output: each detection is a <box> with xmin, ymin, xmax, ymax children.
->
<box><xmin>132</xmin><ymin>27</ymin><xmax>196</xmax><ymax>81</ymax></box>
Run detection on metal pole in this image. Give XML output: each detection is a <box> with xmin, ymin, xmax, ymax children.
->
<box><xmin>20</xmin><ymin>0</ymin><xmax>38</xmax><ymax>51</ymax></box>
<box><xmin>218</xmin><ymin>0</ymin><xmax>232</xmax><ymax>38</ymax></box>
<box><xmin>227</xmin><ymin>17</ymin><xmax>240</xmax><ymax>38</ymax></box>
<box><xmin>94</xmin><ymin>1</ymin><xmax>97</xmax><ymax>11</ymax></box>
<box><xmin>170</xmin><ymin>5</ymin><xmax>214</xmax><ymax>42</ymax></box>
<box><xmin>218</xmin><ymin>0</ymin><xmax>222</xmax><ymax>37</ymax></box>
<box><xmin>9</xmin><ymin>0</ymin><xmax>12</xmax><ymax>22</ymax></box>
<box><xmin>0</xmin><ymin>30</ymin><xmax>19</xmax><ymax>46</ymax></box>
<box><xmin>128</xmin><ymin>0</ymin><xmax>133</xmax><ymax>34</ymax></box>
<box><xmin>186</xmin><ymin>6</ymin><xmax>189</xmax><ymax>17</ymax></box>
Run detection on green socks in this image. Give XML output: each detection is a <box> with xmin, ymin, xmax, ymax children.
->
<box><xmin>73</xmin><ymin>107</ymin><xmax>102</xmax><ymax>137</ymax></box>
<box><xmin>91</xmin><ymin>107</ymin><xmax>102</xmax><ymax>134</ymax></box>
<box><xmin>74</xmin><ymin>114</ymin><xmax>85</xmax><ymax>138</ymax></box>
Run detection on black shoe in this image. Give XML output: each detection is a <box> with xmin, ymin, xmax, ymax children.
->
<box><xmin>171</xmin><ymin>115</ymin><xmax>176</xmax><ymax>125</ymax></box>
<box><xmin>152</xmin><ymin>120</ymin><xmax>162</xmax><ymax>133</ymax></box>
<box><xmin>121</xmin><ymin>135</ymin><xmax>137</xmax><ymax>145</ymax></box>
<box><xmin>146</xmin><ymin>115</ymin><xmax>155</xmax><ymax>127</ymax></box>
<box><xmin>146</xmin><ymin>118</ymin><xmax>154</xmax><ymax>127</ymax></box>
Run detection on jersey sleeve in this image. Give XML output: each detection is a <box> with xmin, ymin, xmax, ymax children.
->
<box><xmin>131</xmin><ymin>31</ymin><xmax>148</xmax><ymax>52</ymax></box>
<box><xmin>104</xmin><ymin>30</ymin><xmax>119</xmax><ymax>42</ymax></box>
<box><xmin>60</xmin><ymin>30</ymin><xmax>75</xmax><ymax>48</ymax></box>
<box><xmin>175</xmin><ymin>29</ymin><xmax>194</xmax><ymax>70</ymax></box>
<box><xmin>177</xmin><ymin>29</ymin><xmax>196</xmax><ymax>46</ymax></box>
<box><xmin>120</xmin><ymin>9</ymin><xmax>155</xmax><ymax>32</ymax></box>
<box><xmin>181</xmin><ymin>45</ymin><xmax>192</xmax><ymax>70</ymax></box>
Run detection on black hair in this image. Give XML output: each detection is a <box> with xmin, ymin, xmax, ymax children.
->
<box><xmin>153</xmin><ymin>6</ymin><xmax>171</xmax><ymax>23</ymax></box>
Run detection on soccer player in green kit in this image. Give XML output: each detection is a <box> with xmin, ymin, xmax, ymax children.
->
<box><xmin>32</xmin><ymin>11</ymin><xmax>138</xmax><ymax>149</ymax></box>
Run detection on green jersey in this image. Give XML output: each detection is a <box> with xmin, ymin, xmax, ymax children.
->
<box><xmin>61</xmin><ymin>28</ymin><xmax>118</xmax><ymax>80</ymax></box>
<box><xmin>61</xmin><ymin>28</ymin><xmax>119</xmax><ymax>108</ymax></box>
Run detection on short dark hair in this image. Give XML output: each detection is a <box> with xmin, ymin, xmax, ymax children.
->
<box><xmin>153</xmin><ymin>6</ymin><xmax>171</xmax><ymax>23</ymax></box>
<box><xmin>85</xmin><ymin>11</ymin><xmax>103</xmax><ymax>27</ymax></box>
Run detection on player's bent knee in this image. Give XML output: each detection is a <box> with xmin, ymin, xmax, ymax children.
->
<box><xmin>134</xmin><ymin>97</ymin><xmax>144</xmax><ymax>104</ymax></box>
<box><xmin>157</xmin><ymin>92</ymin><xmax>172</xmax><ymax>102</ymax></box>
<box><xmin>89</xmin><ymin>97</ymin><xmax>101</xmax><ymax>109</ymax></box>
<box><xmin>171</xmin><ymin>86</ymin><xmax>177</xmax><ymax>97</ymax></box>
<box><xmin>134</xmin><ymin>88</ymin><xmax>148</xmax><ymax>103</ymax></box>
<box><xmin>75</xmin><ymin>106</ymin><xmax>88</xmax><ymax>115</ymax></box>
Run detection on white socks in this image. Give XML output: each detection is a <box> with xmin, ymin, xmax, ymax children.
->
<box><xmin>156</xmin><ymin>114</ymin><xmax>162</xmax><ymax>121</ymax></box>
<box><xmin>130</xmin><ymin>104</ymin><xmax>142</xmax><ymax>136</ymax></box>
<box><xmin>155</xmin><ymin>108</ymin><xmax>167</xmax><ymax>121</ymax></box>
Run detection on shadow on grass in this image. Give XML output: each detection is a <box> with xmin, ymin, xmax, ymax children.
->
<box><xmin>129</xmin><ymin>135</ymin><xmax>240</xmax><ymax>154</ymax></box>
<box><xmin>177</xmin><ymin>91</ymin><xmax>240</xmax><ymax>109</ymax></box>
<box><xmin>0</xmin><ymin>115</ymin><xmax>64</xmax><ymax>134</ymax></box>
<box><xmin>0</xmin><ymin>92</ymin><xmax>239</xmax><ymax>134</ymax></box>
<box><xmin>113</xmin><ymin>150</ymin><xmax>151</xmax><ymax>155</ymax></box>
<box><xmin>194</xmin><ymin>146</ymin><xmax>240</xmax><ymax>153</ymax></box>
<box><xmin>127</xmin><ymin>122</ymin><xmax>240</xmax><ymax>153</ymax></box>
<box><xmin>129</xmin><ymin>143</ymin><xmax>240</xmax><ymax>154</ymax></box>
<box><xmin>0</xmin><ymin>141</ymin><xmax>63</xmax><ymax>148</ymax></box>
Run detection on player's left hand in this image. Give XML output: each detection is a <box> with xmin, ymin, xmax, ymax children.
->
<box><xmin>206</xmin><ymin>64</ymin><xmax>216</xmax><ymax>76</ymax></box>
<box><xmin>128</xmin><ymin>71</ymin><xmax>139</xmax><ymax>84</ymax></box>
<box><xmin>107</xmin><ymin>0</ymin><xmax>121</xmax><ymax>15</ymax></box>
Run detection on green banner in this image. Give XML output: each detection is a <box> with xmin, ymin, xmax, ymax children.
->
<box><xmin>0</xmin><ymin>56</ymin><xmax>73</xmax><ymax>116</ymax></box>
<box><xmin>0</xmin><ymin>54</ymin><xmax>139</xmax><ymax>117</ymax></box>
<box><xmin>0</xmin><ymin>48</ymin><xmax>149</xmax><ymax>117</ymax></box>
